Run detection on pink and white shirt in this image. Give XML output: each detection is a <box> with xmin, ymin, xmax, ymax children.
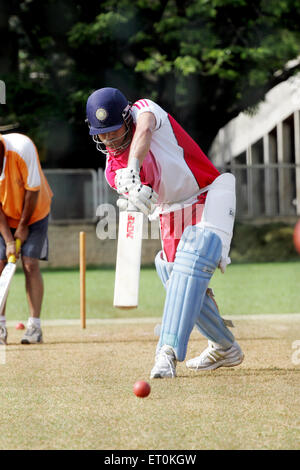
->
<box><xmin>105</xmin><ymin>98</ymin><xmax>219</xmax><ymax>214</ymax></box>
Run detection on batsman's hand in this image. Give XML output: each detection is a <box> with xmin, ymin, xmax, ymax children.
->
<box><xmin>128</xmin><ymin>184</ymin><xmax>158</xmax><ymax>216</ymax></box>
<box><xmin>116</xmin><ymin>197</ymin><xmax>134</xmax><ymax>211</ymax></box>
<box><xmin>115</xmin><ymin>167</ymin><xmax>141</xmax><ymax>194</ymax></box>
<box><xmin>14</xmin><ymin>224</ymin><xmax>29</xmax><ymax>245</ymax></box>
<box><xmin>5</xmin><ymin>239</ymin><xmax>21</xmax><ymax>261</ymax></box>
<box><xmin>117</xmin><ymin>184</ymin><xmax>158</xmax><ymax>216</ymax></box>
<box><xmin>6</xmin><ymin>240</ymin><xmax>17</xmax><ymax>260</ymax></box>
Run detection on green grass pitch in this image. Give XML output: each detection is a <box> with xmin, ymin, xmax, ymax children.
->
<box><xmin>5</xmin><ymin>261</ymin><xmax>300</xmax><ymax>322</ymax></box>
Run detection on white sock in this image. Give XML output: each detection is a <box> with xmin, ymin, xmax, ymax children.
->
<box><xmin>0</xmin><ymin>315</ymin><xmax>6</xmax><ymax>326</ymax></box>
<box><xmin>27</xmin><ymin>317</ymin><xmax>41</xmax><ymax>328</ymax></box>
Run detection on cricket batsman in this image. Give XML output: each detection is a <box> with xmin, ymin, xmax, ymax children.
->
<box><xmin>0</xmin><ymin>132</ymin><xmax>53</xmax><ymax>345</ymax></box>
<box><xmin>86</xmin><ymin>87</ymin><xmax>244</xmax><ymax>378</ymax></box>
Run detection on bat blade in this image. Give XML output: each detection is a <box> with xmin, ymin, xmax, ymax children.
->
<box><xmin>0</xmin><ymin>262</ymin><xmax>17</xmax><ymax>313</ymax></box>
<box><xmin>0</xmin><ymin>239</ymin><xmax>21</xmax><ymax>313</ymax></box>
<box><xmin>113</xmin><ymin>210</ymin><xmax>144</xmax><ymax>309</ymax></box>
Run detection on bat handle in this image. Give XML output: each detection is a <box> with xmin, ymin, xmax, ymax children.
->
<box><xmin>7</xmin><ymin>238</ymin><xmax>21</xmax><ymax>264</ymax></box>
<box><xmin>127</xmin><ymin>200</ymin><xmax>138</xmax><ymax>211</ymax></box>
<box><xmin>127</xmin><ymin>158</ymin><xmax>140</xmax><ymax>211</ymax></box>
<box><xmin>15</xmin><ymin>238</ymin><xmax>21</xmax><ymax>254</ymax></box>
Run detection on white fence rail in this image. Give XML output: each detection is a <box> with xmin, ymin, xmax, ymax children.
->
<box><xmin>218</xmin><ymin>164</ymin><xmax>299</xmax><ymax>219</ymax></box>
<box><xmin>209</xmin><ymin>75</ymin><xmax>300</xmax><ymax>220</ymax></box>
<box><xmin>45</xmin><ymin>165</ymin><xmax>299</xmax><ymax>223</ymax></box>
<box><xmin>45</xmin><ymin>169</ymin><xmax>115</xmax><ymax>223</ymax></box>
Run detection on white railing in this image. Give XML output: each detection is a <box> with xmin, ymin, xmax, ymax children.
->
<box><xmin>210</xmin><ymin>74</ymin><xmax>300</xmax><ymax>219</ymax></box>
<box><xmin>44</xmin><ymin>163</ymin><xmax>299</xmax><ymax>223</ymax></box>
<box><xmin>45</xmin><ymin>169</ymin><xmax>100</xmax><ymax>223</ymax></box>
<box><xmin>218</xmin><ymin>164</ymin><xmax>299</xmax><ymax>219</ymax></box>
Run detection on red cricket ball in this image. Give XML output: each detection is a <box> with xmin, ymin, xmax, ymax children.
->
<box><xmin>133</xmin><ymin>380</ymin><xmax>151</xmax><ymax>398</ymax></box>
<box><xmin>293</xmin><ymin>220</ymin><xmax>300</xmax><ymax>254</ymax></box>
<box><xmin>15</xmin><ymin>322</ymin><xmax>25</xmax><ymax>330</ymax></box>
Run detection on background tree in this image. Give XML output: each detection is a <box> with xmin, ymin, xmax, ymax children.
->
<box><xmin>1</xmin><ymin>0</ymin><xmax>300</xmax><ymax>168</ymax></box>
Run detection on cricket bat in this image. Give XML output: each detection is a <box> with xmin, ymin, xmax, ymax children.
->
<box><xmin>113</xmin><ymin>159</ymin><xmax>144</xmax><ymax>309</ymax></box>
<box><xmin>0</xmin><ymin>239</ymin><xmax>21</xmax><ymax>313</ymax></box>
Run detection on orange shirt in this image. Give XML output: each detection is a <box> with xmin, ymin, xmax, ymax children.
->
<box><xmin>0</xmin><ymin>133</ymin><xmax>53</xmax><ymax>228</ymax></box>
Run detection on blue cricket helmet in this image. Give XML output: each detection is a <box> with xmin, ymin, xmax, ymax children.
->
<box><xmin>86</xmin><ymin>87</ymin><xmax>129</xmax><ymax>135</ymax></box>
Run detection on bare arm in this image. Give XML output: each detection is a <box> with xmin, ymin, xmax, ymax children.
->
<box><xmin>128</xmin><ymin>112</ymin><xmax>156</xmax><ymax>168</ymax></box>
<box><xmin>115</xmin><ymin>112</ymin><xmax>158</xmax><ymax>214</ymax></box>
<box><xmin>0</xmin><ymin>204</ymin><xmax>14</xmax><ymax>244</ymax></box>
<box><xmin>15</xmin><ymin>190</ymin><xmax>40</xmax><ymax>243</ymax></box>
<box><xmin>0</xmin><ymin>204</ymin><xmax>18</xmax><ymax>259</ymax></box>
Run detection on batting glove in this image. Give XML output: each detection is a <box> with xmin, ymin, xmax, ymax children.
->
<box><xmin>115</xmin><ymin>167</ymin><xmax>141</xmax><ymax>194</ymax></box>
<box><xmin>128</xmin><ymin>184</ymin><xmax>158</xmax><ymax>216</ymax></box>
<box><xmin>116</xmin><ymin>197</ymin><xmax>138</xmax><ymax>211</ymax></box>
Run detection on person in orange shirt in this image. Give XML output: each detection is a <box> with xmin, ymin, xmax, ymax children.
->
<box><xmin>0</xmin><ymin>132</ymin><xmax>53</xmax><ymax>345</ymax></box>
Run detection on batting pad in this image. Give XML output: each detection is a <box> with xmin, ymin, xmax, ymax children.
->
<box><xmin>155</xmin><ymin>247</ymin><xmax>235</xmax><ymax>353</ymax></box>
<box><xmin>195</xmin><ymin>290</ymin><xmax>235</xmax><ymax>349</ymax></box>
<box><xmin>158</xmin><ymin>226</ymin><xmax>222</xmax><ymax>361</ymax></box>
<box><xmin>155</xmin><ymin>250</ymin><xmax>174</xmax><ymax>289</ymax></box>
<box><xmin>197</xmin><ymin>172</ymin><xmax>236</xmax><ymax>270</ymax></box>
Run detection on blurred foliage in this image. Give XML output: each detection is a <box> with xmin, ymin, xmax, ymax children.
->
<box><xmin>230</xmin><ymin>222</ymin><xmax>299</xmax><ymax>262</ymax></box>
<box><xmin>0</xmin><ymin>0</ymin><xmax>300</xmax><ymax>168</ymax></box>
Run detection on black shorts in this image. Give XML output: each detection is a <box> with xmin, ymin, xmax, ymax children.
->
<box><xmin>0</xmin><ymin>215</ymin><xmax>49</xmax><ymax>261</ymax></box>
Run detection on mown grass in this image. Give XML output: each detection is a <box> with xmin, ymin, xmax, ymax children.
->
<box><xmin>5</xmin><ymin>261</ymin><xmax>300</xmax><ymax>323</ymax></box>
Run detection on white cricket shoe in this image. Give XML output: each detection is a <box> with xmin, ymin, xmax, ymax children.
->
<box><xmin>21</xmin><ymin>326</ymin><xmax>43</xmax><ymax>344</ymax></box>
<box><xmin>186</xmin><ymin>341</ymin><xmax>244</xmax><ymax>371</ymax></box>
<box><xmin>150</xmin><ymin>345</ymin><xmax>177</xmax><ymax>379</ymax></box>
